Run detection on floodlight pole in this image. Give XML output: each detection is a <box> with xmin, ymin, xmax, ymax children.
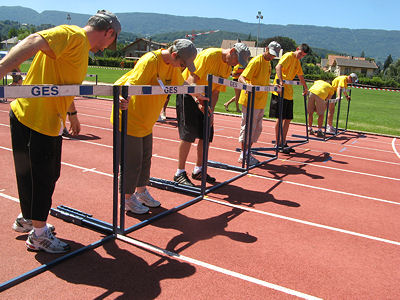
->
<box><xmin>256</xmin><ymin>11</ymin><xmax>263</xmax><ymax>56</ymax></box>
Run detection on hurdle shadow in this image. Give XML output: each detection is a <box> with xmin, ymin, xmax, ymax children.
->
<box><xmin>33</xmin><ymin>238</ymin><xmax>196</xmax><ymax>299</ymax></box>
<box><xmin>129</xmin><ymin>206</ymin><xmax>257</xmax><ymax>254</ymax></box>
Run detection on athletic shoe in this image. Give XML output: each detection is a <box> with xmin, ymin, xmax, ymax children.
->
<box><xmin>173</xmin><ymin>171</ymin><xmax>195</xmax><ymax>187</ymax></box>
<box><xmin>284</xmin><ymin>143</ymin><xmax>295</xmax><ymax>153</ymax></box>
<box><xmin>238</xmin><ymin>154</ymin><xmax>260</xmax><ymax>166</ymax></box>
<box><xmin>12</xmin><ymin>213</ymin><xmax>55</xmax><ymax>233</ymax></box>
<box><xmin>135</xmin><ymin>189</ymin><xmax>160</xmax><ymax>208</ymax></box>
<box><xmin>326</xmin><ymin>125</ymin><xmax>336</xmax><ymax>134</ymax></box>
<box><xmin>160</xmin><ymin>112</ymin><xmax>167</xmax><ymax>121</ymax></box>
<box><xmin>191</xmin><ymin>171</ymin><xmax>216</xmax><ymax>184</ymax></box>
<box><xmin>316</xmin><ymin>130</ymin><xmax>324</xmax><ymax>138</ymax></box>
<box><xmin>0</xmin><ymin>99</ymin><xmax>8</xmax><ymax>103</ymax></box>
<box><xmin>308</xmin><ymin>127</ymin><xmax>314</xmax><ymax>135</ymax></box>
<box><xmin>125</xmin><ymin>194</ymin><xmax>149</xmax><ymax>214</ymax></box>
<box><xmin>26</xmin><ymin>228</ymin><xmax>70</xmax><ymax>253</ymax></box>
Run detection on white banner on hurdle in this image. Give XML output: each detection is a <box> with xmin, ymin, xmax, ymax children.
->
<box><xmin>283</xmin><ymin>80</ymin><xmax>301</xmax><ymax>85</ymax></box>
<box><xmin>212</xmin><ymin>75</ymin><xmax>280</xmax><ymax>93</ymax></box>
<box><xmin>0</xmin><ymin>84</ymin><xmax>113</xmax><ymax>98</ymax></box>
<box><xmin>6</xmin><ymin>72</ymin><xmax>27</xmax><ymax>76</ymax></box>
<box><xmin>126</xmin><ymin>85</ymin><xmax>206</xmax><ymax>95</ymax></box>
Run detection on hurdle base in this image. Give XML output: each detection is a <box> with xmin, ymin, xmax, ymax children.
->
<box><xmin>149</xmin><ymin>177</ymin><xmax>201</xmax><ymax>196</ymax></box>
<box><xmin>50</xmin><ymin>205</ymin><xmax>113</xmax><ymax>234</ymax></box>
<box><xmin>207</xmin><ymin>160</ymin><xmax>246</xmax><ymax>172</ymax></box>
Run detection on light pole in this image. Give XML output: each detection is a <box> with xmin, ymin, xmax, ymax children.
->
<box><xmin>256</xmin><ymin>11</ymin><xmax>263</xmax><ymax>56</ymax></box>
<box><xmin>67</xmin><ymin>14</ymin><xmax>71</xmax><ymax>25</ymax></box>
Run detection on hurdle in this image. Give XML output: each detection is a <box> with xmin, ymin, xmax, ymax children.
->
<box><xmin>251</xmin><ymin>80</ymin><xmax>309</xmax><ymax>154</ymax></box>
<box><xmin>292</xmin><ymin>87</ymin><xmax>352</xmax><ymax>141</ymax></box>
<box><xmin>208</xmin><ymin>75</ymin><xmax>281</xmax><ymax>172</ymax></box>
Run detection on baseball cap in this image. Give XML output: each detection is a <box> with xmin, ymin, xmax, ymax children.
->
<box><xmin>349</xmin><ymin>73</ymin><xmax>358</xmax><ymax>83</ymax></box>
<box><xmin>172</xmin><ymin>39</ymin><xmax>197</xmax><ymax>72</ymax></box>
<box><xmin>233</xmin><ymin>43</ymin><xmax>251</xmax><ymax>67</ymax></box>
<box><xmin>94</xmin><ymin>10</ymin><xmax>121</xmax><ymax>51</ymax></box>
<box><xmin>268</xmin><ymin>41</ymin><xmax>281</xmax><ymax>57</ymax></box>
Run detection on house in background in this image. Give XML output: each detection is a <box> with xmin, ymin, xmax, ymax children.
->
<box><xmin>0</xmin><ymin>36</ymin><xmax>19</xmax><ymax>50</ymax></box>
<box><xmin>321</xmin><ymin>54</ymin><xmax>377</xmax><ymax>77</ymax></box>
<box><xmin>122</xmin><ymin>38</ymin><xmax>167</xmax><ymax>59</ymax></box>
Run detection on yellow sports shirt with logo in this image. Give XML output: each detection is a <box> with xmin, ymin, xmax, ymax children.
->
<box><xmin>238</xmin><ymin>54</ymin><xmax>272</xmax><ymax>109</ymax></box>
<box><xmin>182</xmin><ymin>48</ymin><xmax>231</xmax><ymax>93</ymax></box>
<box><xmin>332</xmin><ymin>75</ymin><xmax>348</xmax><ymax>91</ymax></box>
<box><xmin>309</xmin><ymin>80</ymin><xmax>335</xmax><ymax>100</ymax></box>
<box><xmin>272</xmin><ymin>52</ymin><xmax>304</xmax><ymax>100</ymax></box>
<box><xmin>112</xmin><ymin>49</ymin><xmax>184</xmax><ymax>137</ymax></box>
<box><xmin>10</xmin><ymin>25</ymin><xmax>89</xmax><ymax>136</ymax></box>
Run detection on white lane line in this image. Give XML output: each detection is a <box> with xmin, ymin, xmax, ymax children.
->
<box><xmin>204</xmin><ymin>197</ymin><xmax>400</xmax><ymax>247</ymax></box>
<box><xmin>0</xmin><ymin>192</ymin><xmax>19</xmax><ymax>203</ymax></box>
<box><xmin>117</xmin><ymin>234</ymin><xmax>322</xmax><ymax>300</ymax></box>
<box><xmin>392</xmin><ymin>138</ymin><xmax>400</xmax><ymax>160</ymax></box>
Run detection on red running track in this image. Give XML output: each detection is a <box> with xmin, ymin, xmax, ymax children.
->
<box><xmin>0</xmin><ymin>97</ymin><xmax>399</xmax><ymax>299</ymax></box>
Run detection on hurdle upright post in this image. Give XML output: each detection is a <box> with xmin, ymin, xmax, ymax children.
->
<box><xmin>119</xmin><ymin>85</ymin><xmax>129</xmax><ymax>233</ymax></box>
<box><xmin>276</xmin><ymin>81</ymin><xmax>284</xmax><ymax>151</ymax></box>
<box><xmin>345</xmin><ymin>89</ymin><xmax>351</xmax><ymax>130</ymax></box>
<box><xmin>245</xmin><ymin>86</ymin><xmax>256</xmax><ymax>169</ymax></box>
<box><xmin>241</xmin><ymin>89</ymin><xmax>252</xmax><ymax>169</ymax></box>
<box><xmin>304</xmin><ymin>90</ymin><xmax>309</xmax><ymax>141</ymax></box>
<box><xmin>334</xmin><ymin>88</ymin><xmax>343</xmax><ymax>135</ymax></box>
<box><xmin>112</xmin><ymin>85</ymin><xmax>121</xmax><ymax>234</ymax></box>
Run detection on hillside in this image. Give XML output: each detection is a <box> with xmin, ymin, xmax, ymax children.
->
<box><xmin>0</xmin><ymin>6</ymin><xmax>399</xmax><ymax>62</ymax></box>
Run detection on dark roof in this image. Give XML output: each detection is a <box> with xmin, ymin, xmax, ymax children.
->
<box><xmin>121</xmin><ymin>38</ymin><xmax>167</xmax><ymax>51</ymax></box>
<box><xmin>334</xmin><ymin>58</ymin><xmax>378</xmax><ymax>69</ymax></box>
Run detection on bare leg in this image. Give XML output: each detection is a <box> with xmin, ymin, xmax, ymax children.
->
<box><xmin>178</xmin><ymin>140</ymin><xmax>192</xmax><ymax>170</ymax></box>
<box><xmin>196</xmin><ymin>139</ymin><xmax>203</xmax><ymax>167</ymax></box>
<box><xmin>328</xmin><ymin>102</ymin><xmax>335</xmax><ymax>127</ymax></box>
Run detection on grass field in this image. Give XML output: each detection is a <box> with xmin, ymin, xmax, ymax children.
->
<box><xmin>14</xmin><ymin>64</ymin><xmax>400</xmax><ymax>137</ymax></box>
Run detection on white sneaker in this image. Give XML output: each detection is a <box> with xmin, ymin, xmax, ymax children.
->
<box><xmin>238</xmin><ymin>154</ymin><xmax>260</xmax><ymax>166</ymax></box>
<box><xmin>26</xmin><ymin>227</ymin><xmax>70</xmax><ymax>253</ymax></box>
<box><xmin>125</xmin><ymin>194</ymin><xmax>149</xmax><ymax>214</ymax></box>
<box><xmin>135</xmin><ymin>189</ymin><xmax>160</xmax><ymax>207</ymax></box>
<box><xmin>12</xmin><ymin>213</ymin><xmax>55</xmax><ymax>233</ymax></box>
<box><xmin>160</xmin><ymin>112</ymin><xmax>167</xmax><ymax>120</ymax></box>
<box><xmin>326</xmin><ymin>125</ymin><xmax>336</xmax><ymax>134</ymax></box>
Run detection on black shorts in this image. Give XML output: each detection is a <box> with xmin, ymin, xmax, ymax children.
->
<box><xmin>269</xmin><ymin>94</ymin><xmax>294</xmax><ymax>120</ymax></box>
<box><xmin>176</xmin><ymin>94</ymin><xmax>214</xmax><ymax>143</ymax></box>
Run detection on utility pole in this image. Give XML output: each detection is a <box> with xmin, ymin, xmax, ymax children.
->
<box><xmin>256</xmin><ymin>11</ymin><xmax>263</xmax><ymax>56</ymax></box>
<box><xmin>67</xmin><ymin>14</ymin><xmax>71</xmax><ymax>25</ymax></box>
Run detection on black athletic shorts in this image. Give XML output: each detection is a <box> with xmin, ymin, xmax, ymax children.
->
<box><xmin>269</xmin><ymin>94</ymin><xmax>294</xmax><ymax>120</ymax></box>
<box><xmin>176</xmin><ymin>94</ymin><xmax>214</xmax><ymax>143</ymax></box>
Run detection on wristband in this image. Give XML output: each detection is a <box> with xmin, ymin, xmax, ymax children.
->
<box><xmin>67</xmin><ymin>111</ymin><xmax>78</xmax><ymax>116</ymax></box>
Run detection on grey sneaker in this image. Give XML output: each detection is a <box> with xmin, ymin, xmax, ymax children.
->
<box><xmin>135</xmin><ymin>189</ymin><xmax>160</xmax><ymax>208</ymax></box>
<box><xmin>26</xmin><ymin>228</ymin><xmax>70</xmax><ymax>253</ymax></box>
<box><xmin>12</xmin><ymin>213</ymin><xmax>55</xmax><ymax>233</ymax></box>
<box><xmin>125</xmin><ymin>194</ymin><xmax>149</xmax><ymax>214</ymax></box>
<box><xmin>238</xmin><ymin>154</ymin><xmax>260</xmax><ymax>166</ymax></box>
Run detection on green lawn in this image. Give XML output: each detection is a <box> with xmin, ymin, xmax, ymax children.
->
<box><xmin>13</xmin><ymin>64</ymin><xmax>400</xmax><ymax>137</ymax></box>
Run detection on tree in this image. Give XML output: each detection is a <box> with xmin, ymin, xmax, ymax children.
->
<box><xmin>8</xmin><ymin>27</ymin><xmax>18</xmax><ymax>38</ymax></box>
<box><xmin>360</xmin><ymin>50</ymin><xmax>365</xmax><ymax>58</ymax></box>
<box><xmin>383</xmin><ymin>54</ymin><xmax>393</xmax><ymax>70</ymax></box>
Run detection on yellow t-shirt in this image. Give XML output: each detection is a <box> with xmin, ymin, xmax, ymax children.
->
<box><xmin>182</xmin><ymin>48</ymin><xmax>231</xmax><ymax>93</ymax></box>
<box><xmin>238</xmin><ymin>54</ymin><xmax>271</xmax><ymax>109</ymax></box>
<box><xmin>272</xmin><ymin>52</ymin><xmax>304</xmax><ymax>100</ymax></box>
<box><xmin>309</xmin><ymin>80</ymin><xmax>335</xmax><ymax>100</ymax></box>
<box><xmin>112</xmin><ymin>49</ymin><xmax>184</xmax><ymax>137</ymax></box>
<box><xmin>10</xmin><ymin>25</ymin><xmax>89</xmax><ymax>136</ymax></box>
<box><xmin>332</xmin><ymin>75</ymin><xmax>348</xmax><ymax>91</ymax></box>
<box><xmin>232</xmin><ymin>64</ymin><xmax>245</xmax><ymax>80</ymax></box>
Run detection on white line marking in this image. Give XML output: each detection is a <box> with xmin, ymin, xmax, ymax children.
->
<box><xmin>0</xmin><ymin>192</ymin><xmax>19</xmax><ymax>203</ymax></box>
<box><xmin>204</xmin><ymin>197</ymin><xmax>400</xmax><ymax>247</ymax></box>
<box><xmin>117</xmin><ymin>234</ymin><xmax>322</xmax><ymax>300</ymax></box>
<box><xmin>392</xmin><ymin>138</ymin><xmax>400</xmax><ymax>160</ymax></box>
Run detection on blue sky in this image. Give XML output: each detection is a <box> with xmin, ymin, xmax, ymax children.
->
<box><xmin>2</xmin><ymin>0</ymin><xmax>400</xmax><ymax>31</ymax></box>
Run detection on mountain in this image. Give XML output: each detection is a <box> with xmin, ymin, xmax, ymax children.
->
<box><xmin>1</xmin><ymin>6</ymin><xmax>399</xmax><ymax>62</ymax></box>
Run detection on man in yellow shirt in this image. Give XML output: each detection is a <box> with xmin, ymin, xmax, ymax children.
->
<box><xmin>238</xmin><ymin>41</ymin><xmax>281</xmax><ymax>165</ymax></box>
<box><xmin>328</xmin><ymin>73</ymin><xmax>358</xmax><ymax>133</ymax></box>
<box><xmin>113</xmin><ymin>39</ymin><xmax>197</xmax><ymax>214</ymax></box>
<box><xmin>307</xmin><ymin>80</ymin><xmax>335</xmax><ymax>137</ymax></box>
<box><xmin>174</xmin><ymin>43</ymin><xmax>250</xmax><ymax>186</ymax></box>
<box><xmin>0</xmin><ymin>10</ymin><xmax>121</xmax><ymax>253</ymax></box>
<box><xmin>270</xmin><ymin>43</ymin><xmax>310</xmax><ymax>154</ymax></box>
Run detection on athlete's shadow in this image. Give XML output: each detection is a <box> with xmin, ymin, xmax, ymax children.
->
<box><xmin>130</xmin><ymin>207</ymin><xmax>257</xmax><ymax>253</ymax></box>
<box><xmin>63</xmin><ymin>134</ymin><xmax>101</xmax><ymax>141</ymax></box>
<box><xmin>34</xmin><ymin>238</ymin><xmax>196</xmax><ymax>299</ymax></box>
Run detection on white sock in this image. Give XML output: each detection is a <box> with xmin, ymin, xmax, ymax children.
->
<box><xmin>193</xmin><ymin>166</ymin><xmax>202</xmax><ymax>174</ymax></box>
<box><xmin>175</xmin><ymin>169</ymin><xmax>186</xmax><ymax>176</ymax></box>
<box><xmin>33</xmin><ymin>225</ymin><xmax>48</xmax><ymax>236</ymax></box>
<box><xmin>239</xmin><ymin>151</ymin><xmax>244</xmax><ymax>159</ymax></box>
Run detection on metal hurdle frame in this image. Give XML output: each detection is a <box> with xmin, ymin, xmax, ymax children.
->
<box><xmin>292</xmin><ymin>87</ymin><xmax>352</xmax><ymax>142</ymax></box>
<box><xmin>251</xmin><ymin>80</ymin><xmax>309</xmax><ymax>154</ymax></box>
<box><xmin>207</xmin><ymin>75</ymin><xmax>280</xmax><ymax>172</ymax></box>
